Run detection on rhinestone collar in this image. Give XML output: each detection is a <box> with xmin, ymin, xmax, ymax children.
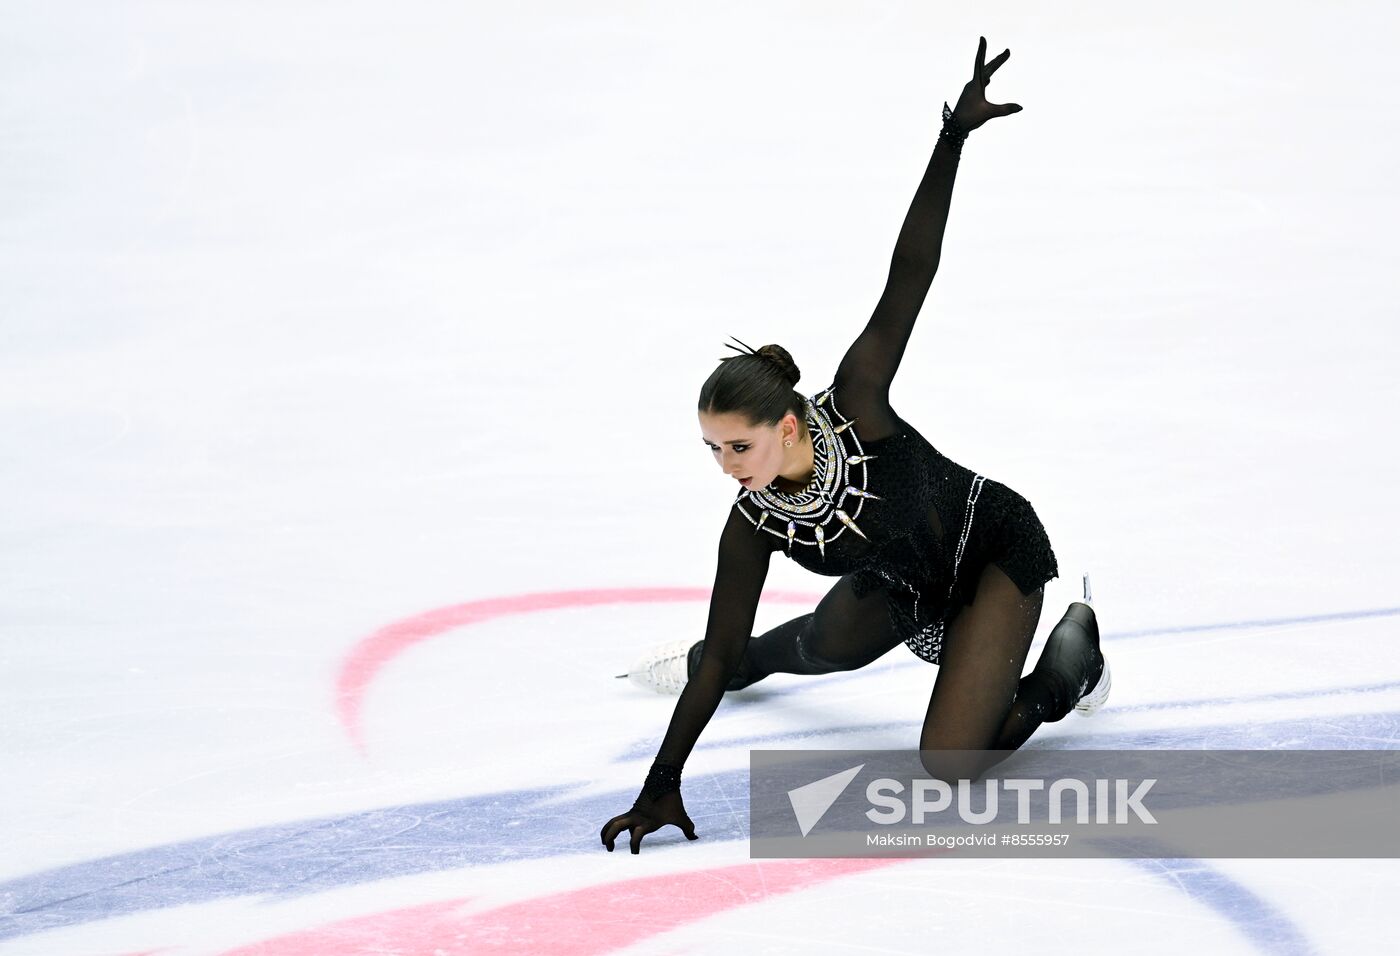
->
<box><xmin>733</xmin><ymin>383</ymin><xmax>881</xmax><ymax>559</ymax></box>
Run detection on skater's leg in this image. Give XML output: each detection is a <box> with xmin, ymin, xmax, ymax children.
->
<box><xmin>918</xmin><ymin>560</ymin><xmax>1044</xmax><ymax>782</ymax></box>
<box><xmin>700</xmin><ymin>574</ymin><xmax>906</xmax><ymax>690</ymax></box>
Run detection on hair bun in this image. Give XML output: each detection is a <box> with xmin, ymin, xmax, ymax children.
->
<box><xmin>702</xmin><ymin>337</ymin><xmax>807</xmax><ymax>428</ymax></box>
<box><xmin>756</xmin><ymin>344</ymin><xmax>801</xmax><ymax>388</ymax></box>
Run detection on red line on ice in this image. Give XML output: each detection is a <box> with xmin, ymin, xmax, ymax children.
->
<box><xmin>336</xmin><ymin>586</ymin><xmax>819</xmax><ymax>752</ymax></box>
<box><xmin>219</xmin><ymin>857</ymin><xmax>909</xmax><ymax>955</ymax></box>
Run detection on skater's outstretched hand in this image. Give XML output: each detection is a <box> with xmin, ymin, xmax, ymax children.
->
<box><xmin>949</xmin><ymin>36</ymin><xmax>1022</xmax><ymax>131</ymax></box>
<box><xmin>601</xmin><ymin>789</ymin><xmax>698</xmax><ymax>854</ymax></box>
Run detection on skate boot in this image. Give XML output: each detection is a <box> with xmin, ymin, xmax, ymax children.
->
<box><xmin>1032</xmin><ymin>573</ymin><xmax>1111</xmax><ymax>720</ymax></box>
<box><xmin>616</xmin><ymin>639</ymin><xmax>753</xmax><ymax>695</ymax></box>
<box><xmin>616</xmin><ymin>638</ymin><xmax>696</xmax><ymax>695</ymax></box>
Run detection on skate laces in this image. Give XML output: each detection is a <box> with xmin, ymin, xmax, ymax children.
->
<box><xmin>646</xmin><ymin>652</ymin><xmax>686</xmax><ymax>693</ymax></box>
<box><xmin>632</xmin><ymin>639</ymin><xmax>691</xmax><ymax>694</ymax></box>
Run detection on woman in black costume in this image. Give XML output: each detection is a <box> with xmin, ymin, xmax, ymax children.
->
<box><xmin>602</xmin><ymin>38</ymin><xmax>1109</xmax><ymax>855</ymax></box>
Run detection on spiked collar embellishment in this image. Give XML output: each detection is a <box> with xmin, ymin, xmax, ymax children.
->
<box><xmin>734</xmin><ymin>383</ymin><xmax>880</xmax><ymax>558</ymax></box>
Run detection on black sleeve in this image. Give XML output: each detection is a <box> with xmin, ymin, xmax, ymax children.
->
<box><xmin>833</xmin><ymin>131</ymin><xmax>962</xmax><ymax>441</ymax></box>
<box><xmin>651</xmin><ymin>502</ymin><xmax>773</xmax><ymax>769</ymax></box>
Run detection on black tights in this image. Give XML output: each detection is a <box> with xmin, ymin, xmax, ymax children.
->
<box><xmin>706</xmin><ymin>562</ymin><xmax>1066</xmax><ymax>779</ymax></box>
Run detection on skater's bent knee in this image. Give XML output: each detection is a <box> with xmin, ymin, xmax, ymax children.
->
<box><xmin>918</xmin><ymin>749</ymin><xmax>1005</xmax><ymax>785</ymax></box>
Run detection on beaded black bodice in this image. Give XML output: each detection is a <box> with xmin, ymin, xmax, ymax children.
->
<box><xmin>733</xmin><ymin>380</ymin><xmax>979</xmax><ymax>633</ymax></box>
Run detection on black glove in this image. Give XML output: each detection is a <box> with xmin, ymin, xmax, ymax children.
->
<box><xmin>600</xmin><ymin>761</ymin><xmax>700</xmax><ymax>854</ymax></box>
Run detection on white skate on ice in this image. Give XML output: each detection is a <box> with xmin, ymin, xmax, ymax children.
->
<box><xmin>1073</xmin><ymin>572</ymin><xmax>1112</xmax><ymax>717</ymax></box>
<box><xmin>615</xmin><ymin>638</ymin><xmax>694</xmax><ymax>695</ymax></box>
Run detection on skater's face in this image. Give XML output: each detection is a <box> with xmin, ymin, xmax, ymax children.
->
<box><xmin>699</xmin><ymin>409</ymin><xmax>807</xmax><ymax>492</ymax></box>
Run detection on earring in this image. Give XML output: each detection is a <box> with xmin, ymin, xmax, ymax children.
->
<box><xmin>784</xmin><ymin>440</ymin><xmax>792</xmax><ymax>447</ymax></box>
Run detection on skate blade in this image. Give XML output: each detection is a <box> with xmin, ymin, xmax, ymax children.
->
<box><xmin>1074</xmin><ymin>658</ymin><xmax>1111</xmax><ymax>717</ymax></box>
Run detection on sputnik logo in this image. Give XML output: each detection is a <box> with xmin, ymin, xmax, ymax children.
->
<box><xmin>787</xmin><ymin>764</ymin><xmax>865</xmax><ymax>836</ymax></box>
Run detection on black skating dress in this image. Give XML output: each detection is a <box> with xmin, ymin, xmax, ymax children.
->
<box><xmin>732</xmin><ymin>378</ymin><xmax>1059</xmax><ymax>666</ymax></box>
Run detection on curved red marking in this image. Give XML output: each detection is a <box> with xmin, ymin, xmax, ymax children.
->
<box><xmin>220</xmin><ymin>856</ymin><xmax>910</xmax><ymax>955</ymax></box>
<box><xmin>337</xmin><ymin>587</ymin><xmax>820</xmax><ymax>752</ymax></box>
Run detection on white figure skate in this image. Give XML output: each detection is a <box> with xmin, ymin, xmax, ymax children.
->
<box><xmin>1072</xmin><ymin>572</ymin><xmax>1111</xmax><ymax>717</ymax></box>
<box><xmin>615</xmin><ymin>638</ymin><xmax>695</xmax><ymax>695</ymax></box>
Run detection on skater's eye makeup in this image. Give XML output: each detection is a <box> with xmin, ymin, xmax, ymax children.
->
<box><xmin>703</xmin><ymin>441</ymin><xmax>750</xmax><ymax>453</ymax></box>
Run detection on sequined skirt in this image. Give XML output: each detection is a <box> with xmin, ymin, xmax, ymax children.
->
<box><xmin>893</xmin><ymin>475</ymin><xmax>1059</xmax><ymax>666</ymax></box>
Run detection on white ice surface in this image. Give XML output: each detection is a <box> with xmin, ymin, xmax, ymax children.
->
<box><xmin>2</xmin><ymin>1</ymin><xmax>1398</xmax><ymax>953</ymax></box>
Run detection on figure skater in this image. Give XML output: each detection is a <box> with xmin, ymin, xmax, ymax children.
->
<box><xmin>602</xmin><ymin>37</ymin><xmax>1109</xmax><ymax>855</ymax></box>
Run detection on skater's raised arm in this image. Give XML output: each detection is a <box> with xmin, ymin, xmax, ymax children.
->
<box><xmin>601</xmin><ymin>506</ymin><xmax>772</xmax><ymax>853</ymax></box>
<box><xmin>835</xmin><ymin>38</ymin><xmax>1022</xmax><ymax>438</ymax></box>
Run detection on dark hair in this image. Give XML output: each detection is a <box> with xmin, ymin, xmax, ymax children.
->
<box><xmin>698</xmin><ymin>338</ymin><xmax>808</xmax><ymax>432</ymax></box>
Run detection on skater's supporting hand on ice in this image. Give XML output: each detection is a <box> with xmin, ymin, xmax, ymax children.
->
<box><xmin>948</xmin><ymin>36</ymin><xmax>1022</xmax><ymax>131</ymax></box>
<box><xmin>601</xmin><ymin>789</ymin><xmax>698</xmax><ymax>854</ymax></box>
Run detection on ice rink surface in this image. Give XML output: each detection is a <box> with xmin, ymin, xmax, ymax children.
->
<box><xmin>2</xmin><ymin>1</ymin><xmax>1398</xmax><ymax>953</ymax></box>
